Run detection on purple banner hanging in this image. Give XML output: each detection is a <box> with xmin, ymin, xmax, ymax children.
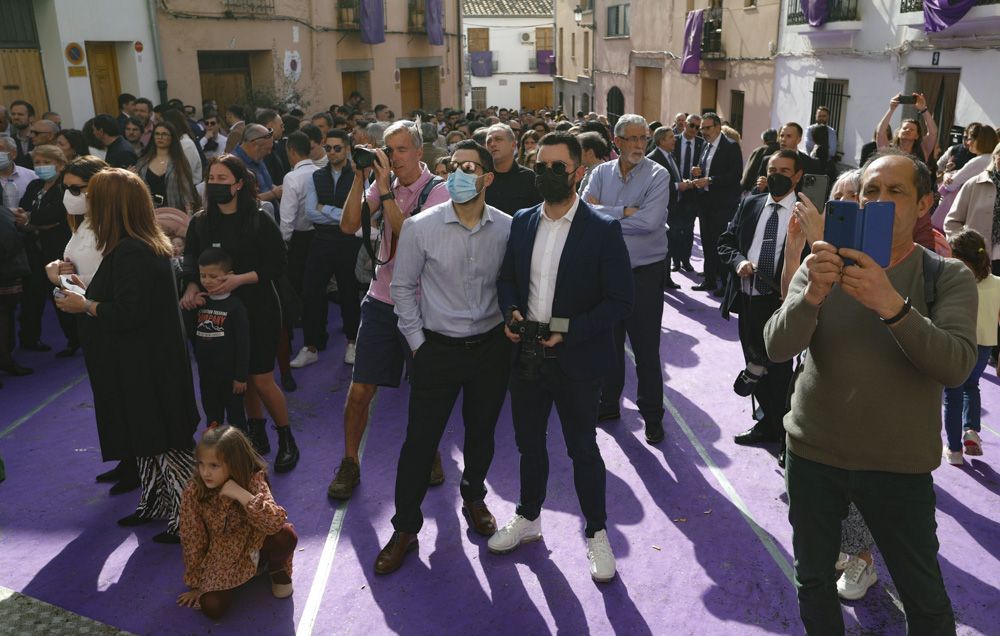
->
<box><xmin>426</xmin><ymin>0</ymin><xmax>444</xmax><ymax>45</ymax></box>
<box><xmin>470</xmin><ymin>51</ymin><xmax>493</xmax><ymax>77</ymax></box>
<box><xmin>800</xmin><ymin>0</ymin><xmax>829</xmax><ymax>27</ymax></box>
<box><xmin>536</xmin><ymin>50</ymin><xmax>555</xmax><ymax>75</ymax></box>
<box><xmin>360</xmin><ymin>0</ymin><xmax>385</xmax><ymax>44</ymax></box>
<box><xmin>922</xmin><ymin>0</ymin><xmax>977</xmax><ymax>32</ymax></box>
<box><xmin>681</xmin><ymin>10</ymin><xmax>704</xmax><ymax>75</ymax></box>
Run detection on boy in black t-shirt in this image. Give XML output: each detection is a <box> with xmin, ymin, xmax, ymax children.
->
<box><xmin>194</xmin><ymin>248</ymin><xmax>250</xmax><ymax>431</ymax></box>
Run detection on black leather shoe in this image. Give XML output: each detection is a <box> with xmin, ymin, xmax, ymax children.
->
<box><xmin>734</xmin><ymin>426</ymin><xmax>780</xmax><ymax>446</ymax></box>
<box><xmin>0</xmin><ymin>363</ymin><xmax>33</xmax><ymax>376</ymax></box>
<box><xmin>96</xmin><ymin>461</ymin><xmax>128</xmax><ymax>483</ymax></box>
<box><xmin>645</xmin><ymin>420</ymin><xmax>665</xmax><ymax>445</ymax></box>
<box><xmin>152</xmin><ymin>530</ymin><xmax>181</xmax><ymax>544</ymax></box>
<box><xmin>274</xmin><ymin>425</ymin><xmax>299</xmax><ymax>473</ymax></box>
<box><xmin>664</xmin><ymin>278</ymin><xmax>681</xmax><ymax>290</ymax></box>
<box><xmin>597</xmin><ymin>408</ymin><xmax>621</xmax><ymax>423</ymax></box>
<box><xmin>682</xmin><ymin>261</ymin><xmax>695</xmax><ymax>272</ymax></box>
<box><xmin>671</xmin><ymin>262</ymin><xmax>681</xmax><ymax>272</ymax></box>
<box><xmin>375</xmin><ymin>531</ymin><xmax>418</xmax><ymax>574</ymax></box>
<box><xmin>20</xmin><ymin>340</ymin><xmax>51</xmax><ymax>352</ymax></box>
<box><xmin>117</xmin><ymin>512</ymin><xmax>153</xmax><ymax>527</ymax></box>
<box><xmin>247</xmin><ymin>418</ymin><xmax>271</xmax><ymax>455</ymax></box>
<box><xmin>691</xmin><ymin>282</ymin><xmax>717</xmax><ymax>292</ymax></box>
<box><xmin>109</xmin><ymin>459</ymin><xmax>140</xmax><ymax>494</ymax></box>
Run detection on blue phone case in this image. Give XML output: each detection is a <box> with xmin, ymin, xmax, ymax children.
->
<box><xmin>860</xmin><ymin>201</ymin><xmax>895</xmax><ymax>268</ymax></box>
<box><xmin>823</xmin><ymin>200</ymin><xmax>862</xmax><ymax>264</ymax></box>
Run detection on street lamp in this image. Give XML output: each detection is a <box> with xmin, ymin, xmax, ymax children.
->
<box><xmin>573</xmin><ymin>5</ymin><xmax>594</xmax><ymax>28</ymax></box>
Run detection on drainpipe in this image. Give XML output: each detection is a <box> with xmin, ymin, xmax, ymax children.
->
<box><xmin>456</xmin><ymin>0</ymin><xmax>463</xmax><ymax>109</ymax></box>
<box><xmin>147</xmin><ymin>0</ymin><xmax>169</xmax><ymax>104</ymax></box>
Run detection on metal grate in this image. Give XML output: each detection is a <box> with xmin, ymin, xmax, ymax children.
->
<box><xmin>729</xmin><ymin>90</ymin><xmax>745</xmax><ymax>135</ymax></box>
<box><xmin>787</xmin><ymin>0</ymin><xmax>859</xmax><ymax>24</ymax></box>
<box><xmin>902</xmin><ymin>0</ymin><xmax>999</xmax><ymax>11</ymax></box>
<box><xmin>338</xmin><ymin>0</ymin><xmax>360</xmax><ymax>28</ymax></box>
<box><xmin>408</xmin><ymin>0</ymin><xmax>426</xmax><ymax>31</ymax></box>
<box><xmin>701</xmin><ymin>7</ymin><xmax>723</xmax><ymax>56</ymax></box>
<box><xmin>810</xmin><ymin>78</ymin><xmax>849</xmax><ymax>140</ymax></box>
<box><xmin>223</xmin><ymin>0</ymin><xmax>275</xmax><ymax>14</ymax></box>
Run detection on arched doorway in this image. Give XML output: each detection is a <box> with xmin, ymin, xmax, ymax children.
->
<box><xmin>606</xmin><ymin>87</ymin><xmax>624</xmax><ymax>126</ymax></box>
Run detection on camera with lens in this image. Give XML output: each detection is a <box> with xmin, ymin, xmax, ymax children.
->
<box><xmin>509</xmin><ymin>319</ymin><xmax>551</xmax><ymax>381</ymax></box>
<box><xmin>352</xmin><ymin>145</ymin><xmax>392</xmax><ymax>169</ymax></box>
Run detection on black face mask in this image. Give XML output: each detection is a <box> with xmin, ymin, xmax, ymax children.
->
<box><xmin>767</xmin><ymin>173</ymin><xmax>794</xmax><ymax>198</ymax></box>
<box><xmin>206</xmin><ymin>183</ymin><xmax>236</xmax><ymax>205</ymax></box>
<box><xmin>534</xmin><ymin>168</ymin><xmax>575</xmax><ymax>203</ymax></box>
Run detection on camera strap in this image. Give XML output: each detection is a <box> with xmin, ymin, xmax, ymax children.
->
<box><xmin>360</xmin><ymin>199</ymin><xmax>388</xmax><ymax>281</ymax></box>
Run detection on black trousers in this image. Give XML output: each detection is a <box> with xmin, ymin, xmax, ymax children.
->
<box><xmin>601</xmin><ymin>260</ymin><xmax>665</xmax><ymax>425</ymax></box>
<box><xmin>287</xmin><ymin>230</ymin><xmax>314</xmax><ymax>300</ymax></box>
<box><xmin>391</xmin><ymin>328</ymin><xmax>510</xmax><ymax>534</ymax></box>
<box><xmin>302</xmin><ymin>232</ymin><xmax>363</xmax><ymax>347</ymax></box>
<box><xmin>736</xmin><ymin>292</ymin><xmax>793</xmax><ymax>436</ymax></box>
<box><xmin>17</xmin><ymin>241</ymin><xmax>47</xmax><ymax>345</ymax></box>
<box><xmin>786</xmin><ymin>452</ymin><xmax>956</xmax><ymax>635</ymax></box>
<box><xmin>511</xmin><ymin>358</ymin><xmax>607</xmax><ymax>537</ymax></box>
<box><xmin>199</xmin><ymin>375</ymin><xmax>246</xmax><ymax>429</ymax></box>
<box><xmin>699</xmin><ymin>208</ymin><xmax>730</xmax><ymax>286</ymax></box>
<box><xmin>667</xmin><ymin>197</ymin><xmax>697</xmax><ymax>265</ymax></box>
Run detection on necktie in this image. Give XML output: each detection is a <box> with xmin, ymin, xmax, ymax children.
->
<box><xmin>682</xmin><ymin>140</ymin><xmax>692</xmax><ymax>179</ymax></box>
<box><xmin>755</xmin><ymin>203</ymin><xmax>782</xmax><ymax>295</ymax></box>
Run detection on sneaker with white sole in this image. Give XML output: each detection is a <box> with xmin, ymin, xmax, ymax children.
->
<box><xmin>837</xmin><ymin>557</ymin><xmax>877</xmax><ymax>600</ymax></box>
<box><xmin>944</xmin><ymin>448</ymin><xmax>963</xmax><ymax>466</ymax></box>
<box><xmin>290</xmin><ymin>347</ymin><xmax>318</xmax><ymax>368</ymax></box>
<box><xmin>488</xmin><ymin>514</ymin><xmax>542</xmax><ymax>554</ymax></box>
<box><xmin>963</xmin><ymin>429</ymin><xmax>983</xmax><ymax>456</ymax></box>
<box><xmin>587</xmin><ymin>530</ymin><xmax>616</xmax><ymax>583</ymax></box>
<box><xmin>835</xmin><ymin>551</ymin><xmax>850</xmax><ymax>571</ymax></box>
<box><xmin>344</xmin><ymin>342</ymin><xmax>357</xmax><ymax>365</ymax></box>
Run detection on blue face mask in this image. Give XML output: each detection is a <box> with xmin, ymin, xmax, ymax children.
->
<box><xmin>36</xmin><ymin>165</ymin><xmax>58</xmax><ymax>181</ymax></box>
<box><xmin>446</xmin><ymin>168</ymin><xmax>481</xmax><ymax>204</ymax></box>
<box><xmin>0</xmin><ymin>152</ymin><xmax>11</xmax><ymax>170</ymax></box>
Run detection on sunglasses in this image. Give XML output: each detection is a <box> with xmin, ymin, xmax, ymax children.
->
<box><xmin>533</xmin><ymin>161</ymin><xmax>575</xmax><ymax>177</ymax></box>
<box><xmin>66</xmin><ymin>184</ymin><xmax>87</xmax><ymax>196</ymax></box>
<box><xmin>687</xmin><ymin>123</ymin><xmax>699</xmax><ymax>129</ymax></box>
<box><xmin>205</xmin><ymin>121</ymin><xmax>218</xmax><ymax>126</ymax></box>
<box><xmin>446</xmin><ymin>160</ymin><xmax>485</xmax><ymax>174</ymax></box>
<box><xmin>323</xmin><ymin>144</ymin><xmax>345</xmax><ymax>152</ymax></box>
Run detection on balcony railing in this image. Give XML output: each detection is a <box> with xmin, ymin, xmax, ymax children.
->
<box><xmin>223</xmin><ymin>0</ymin><xmax>275</xmax><ymax>14</ymax></box>
<box><xmin>408</xmin><ymin>0</ymin><xmax>426</xmax><ymax>31</ymax></box>
<box><xmin>701</xmin><ymin>7</ymin><xmax>723</xmax><ymax>56</ymax></box>
<box><xmin>902</xmin><ymin>0</ymin><xmax>1000</xmax><ymax>11</ymax></box>
<box><xmin>338</xmin><ymin>0</ymin><xmax>359</xmax><ymax>28</ymax></box>
<box><xmin>787</xmin><ymin>0</ymin><xmax>859</xmax><ymax>24</ymax></box>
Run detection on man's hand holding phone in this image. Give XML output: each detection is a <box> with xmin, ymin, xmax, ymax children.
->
<box><xmin>803</xmin><ymin>241</ymin><xmax>843</xmax><ymax>307</ymax></box>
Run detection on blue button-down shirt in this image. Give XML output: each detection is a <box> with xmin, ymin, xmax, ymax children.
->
<box><xmin>233</xmin><ymin>145</ymin><xmax>274</xmax><ymax>193</ymax></box>
<box><xmin>390</xmin><ymin>201</ymin><xmax>512</xmax><ymax>351</ymax></box>
<box><xmin>581</xmin><ymin>156</ymin><xmax>669</xmax><ymax>267</ymax></box>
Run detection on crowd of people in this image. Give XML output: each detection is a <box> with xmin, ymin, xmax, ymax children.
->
<box><xmin>0</xmin><ymin>87</ymin><xmax>997</xmax><ymax>635</ymax></box>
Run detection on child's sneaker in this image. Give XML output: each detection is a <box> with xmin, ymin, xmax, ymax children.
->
<box><xmin>963</xmin><ymin>429</ymin><xmax>983</xmax><ymax>456</ymax></box>
<box><xmin>270</xmin><ymin>570</ymin><xmax>293</xmax><ymax>599</ymax></box>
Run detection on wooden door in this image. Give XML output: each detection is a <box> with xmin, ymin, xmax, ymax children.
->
<box><xmin>700</xmin><ymin>78</ymin><xmax>718</xmax><ymax>115</ymax></box>
<box><xmin>200</xmin><ymin>71</ymin><xmax>250</xmax><ymax>118</ymax></box>
<box><xmin>520</xmin><ymin>82</ymin><xmax>552</xmax><ymax>111</ymax></box>
<box><xmin>85</xmin><ymin>42</ymin><xmax>121</xmax><ymax>116</ymax></box>
<box><xmin>914</xmin><ymin>69</ymin><xmax>960</xmax><ymax>152</ymax></box>
<box><xmin>400</xmin><ymin>68</ymin><xmax>421</xmax><ymax>115</ymax></box>
<box><xmin>0</xmin><ymin>49</ymin><xmax>49</xmax><ymax>113</ymax></box>
<box><xmin>635</xmin><ymin>67</ymin><xmax>662</xmax><ymax>123</ymax></box>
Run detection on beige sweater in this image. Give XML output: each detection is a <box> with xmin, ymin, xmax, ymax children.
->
<box><xmin>764</xmin><ymin>247</ymin><xmax>977</xmax><ymax>473</ymax></box>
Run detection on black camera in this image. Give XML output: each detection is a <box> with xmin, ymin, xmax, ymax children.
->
<box><xmin>509</xmin><ymin>319</ymin><xmax>551</xmax><ymax>381</ymax></box>
<box><xmin>352</xmin><ymin>145</ymin><xmax>392</xmax><ymax>169</ymax></box>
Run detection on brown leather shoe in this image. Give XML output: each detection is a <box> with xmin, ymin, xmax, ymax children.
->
<box><xmin>463</xmin><ymin>500</ymin><xmax>497</xmax><ymax>536</ymax></box>
<box><xmin>327</xmin><ymin>457</ymin><xmax>361</xmax><ymax>500</ymax></box>
<box><xmin>374</xmin><ymin>531</ymin><xmax>418</xmax><ymax>575</ymax></box>
<box><xmin>428</xmin><ymin>450</ymin><xmax>445</xmax><ymax>486</ymax></box>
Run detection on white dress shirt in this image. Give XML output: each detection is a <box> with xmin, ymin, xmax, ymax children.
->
<box><xmin>701</xmin><ymin>134</ymin><xmax>721</xmax><ymax>177</ymax></box>
<box><xmin>527</xmin><ymin>195</ymin><xmax>580</xmax><ymax>322</ymax></box>
<box><xmin>744</xmin><ymin>192</ymin><xmax>796</xmax><ymax>296</ymax></box>
<box><xmin>279</xmin><ymin>159</ymin><xmax>320</xmax><ymax>241</ymax></box>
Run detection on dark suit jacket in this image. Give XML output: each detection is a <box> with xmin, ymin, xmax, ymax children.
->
<box><xmin>700</xmin><ymin>135</ymin><xmax>743</xmax><ymax>218</ymax></box>
<box><xmin>497</xmin><ymin>201</ymin><xmax>634</xmax><ymax>381</ymax></box>
<box><xmin>673</xmin><ymin>135</ymin><xmax>705</xmax><ymax>180</ymax></box>
<box><xmin>104</xmin><ymin>136</ymin><xmax>138</xmax><ymax>169</ymax></box>
<box><xmin>646</xmin><ymin>147</ymin><xmax>682</xmax><ymax>216</ymax></box>
<box><xmin>741</xmin><ymin>143</ymin><xmax>780</xmax><ymax>192</ymax></box>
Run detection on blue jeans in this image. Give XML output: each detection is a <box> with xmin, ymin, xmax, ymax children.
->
<box><xmin>942</xmin><ymin>345</ymin><xmax>991</xmax><ymax>451</ymax></box>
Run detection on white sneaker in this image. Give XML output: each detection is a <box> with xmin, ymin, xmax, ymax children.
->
<box><xmin>963</xmin><ymin>429</ymin><xmax>983</xmax><ymax>456</ymax></box>
<box><xmin>488</xmin><ymin>514</ymin><xmax>542</xmax><ymax>554</ymax></box>
<box><xmin>587</xmin><ymin>530</ymin><xmax>617</xmax><ymax>583</ymax></box>
<box><xmin>344</xmin><ymin>342</ymin><xmax>356</xmax><ymax>366</ymax></box>
<box><xmin>944</xmin><ymin>448</ymin><xmax>963</xmax><ymax>466</ymax></box>
<box><xmin>837</xmin><ymin>557</ymin><xmax>877</xmax><ymax>600</ymax></box>
<box><xmin>835</xmin><ymin>551</ymin><xmax>850</xmax><ymax>571</ymax></box>
<box><xmin>290</xmin><ymin>347</ymin><xmax>319</xmax><ymax>368</ymax></box>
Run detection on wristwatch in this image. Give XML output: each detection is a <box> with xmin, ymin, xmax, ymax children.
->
<box><xmin>379</xmin><ymin>191</ymin><xmax>396</xmax><ymax>202</ymax></box>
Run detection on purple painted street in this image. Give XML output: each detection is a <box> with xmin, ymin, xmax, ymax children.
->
<box><xmin>1</xmin><ymin>246</ymin><xmax>998</xmax><ymax>635</ymax></box>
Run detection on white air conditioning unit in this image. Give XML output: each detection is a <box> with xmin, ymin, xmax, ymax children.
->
<box><xmin>519</xmin><ymin>31</ymin><xmax>534</xmax><ymax>44</ymax></box>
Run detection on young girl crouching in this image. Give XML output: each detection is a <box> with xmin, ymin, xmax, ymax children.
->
<box><xmin>177</xmin><ymin>425</ymin><xmax>297</xmax><ymax>620</ymax></box>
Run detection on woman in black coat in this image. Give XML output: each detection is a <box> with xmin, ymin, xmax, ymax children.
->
<box><xmin>56</xmin><ymin>168</ymin><xmax>199</xmax><ymax>544</ymax></box>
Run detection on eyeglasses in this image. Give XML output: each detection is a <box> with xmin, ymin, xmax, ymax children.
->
<box><xmin>323</xmin><ymin>144</ymin><xmax>345</xmax><ymax>152</ymax></box>
<box><xmin>617</xmin><ymin>135</ymin><xmax>650</xmax><ymax>145</ymax></box>
<box><xmin>446</xmin><ymin>160</ymin><xmax>485</xmax><ymax>174</ymax></box>
<box><xmin>533</xmin><ymin>160</ymin><xmax>575</xmax><ymax>177</ymax></box>
<box><xmin>66</xmin><ymin>184</ymin><xmax>88</xmax><ymax>196</ymax></box>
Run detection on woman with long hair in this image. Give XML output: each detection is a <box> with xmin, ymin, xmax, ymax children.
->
<box><xmin>135</xmin><ymin>121</ymin><xmax>201</xmax><ymax>212</ymax></box>
<box><xmin>55</xmin><ymin>168</ymin><xmax>200</xmax><ymax>543</ymax></box>
<box><xmin>876</xmin><ymin>93</ymin><xmax>938</xmax><ymax>164</ymax></box>
<box><xmin>516</xmin><ymin>130</ymin><xmax>541</xmax><ymax>166</ymax></box>
<box><xmin>55</xmin><ymin>129</ymin><xmax>90</xmax><ymax>162</ymax></box>
<box><xmin>935</xmin><ymin>126</ymin><xmax>999</xmax><ymax>228</ymax></box>
<box><xmin>160</xmin><ymin>108</ymin><xmax>205</xmax><ymax>185</ymax></box>
<box><xmin>179</xmin><ymin>155</ymin><xmax>298</xmax><ymax>472</ymax></box>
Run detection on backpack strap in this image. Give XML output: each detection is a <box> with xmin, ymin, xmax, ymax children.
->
<box><xmin>921</xmin><ymin>246</ymin><xmax>945</xmax><ymax>311</ymax></box>
<box><xmin>412</xmin><ymin>176</ymin><xmax>444</xmax><ymax>216</ymax></box>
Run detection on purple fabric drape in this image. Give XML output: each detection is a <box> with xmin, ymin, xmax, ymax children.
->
<box><xmin>800</xmin><ymin>0</ymin><xmax>829</xmax><ymax>27</ymax></box>
<box><xmin>426</xmin><ymin>0</ymin><xmax>444</xmax><ymax>45</ymax></box>
<box><xmin>923</xmin><ymin>0</ymin><xmax>977</xmax><ymax>32</ymax></box>
<box><xmin>536</xmin><ymin>50</ymin><xmax>555</xmax><ymax>75</ymax></box>
<box><xmin>470</xmin><ymin>51</ymin><xmax>492</xmax><ymax>77</ymax></box>
<box><xmin>681</xmin><ymin>10</ymin><xmax>704</xmax><ymax>75</ymax></box>
<box><xmin>360</xmin><ymin>0</ymin><xmax>385</xmax><ymax>44</ymax></box>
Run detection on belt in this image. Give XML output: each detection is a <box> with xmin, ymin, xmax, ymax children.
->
<box><xmin>423</xmin><ymin>323</ymin><xmax>504</xmax><ymax>348</ymax></box>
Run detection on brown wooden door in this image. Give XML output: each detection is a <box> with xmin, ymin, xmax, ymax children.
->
<box><xmin>914</xmin><ymin>69</ymin><xmax>960</xmax><ymax>152</ymax></box>
<box><xmin>0</xmin><ymin>49</ymin><xmax>49</xmax><ymax>113</ymax></box>
<box><xmin>400</xmin><ymin>68</ymin><xmax>421</xmax><ymax>115</ymax></box>
<box><xmin>200</xmin><ymin>71</ymin><xmax>251</xmax><ymax>119</ymax></box>
<box><xmin>520</xmin><ymin>82</ymin><xmax>553</xmax><ymax>111</ymax></box>
<box><xmin>635</xmin><ymin>67</ymin><xmax>662</xmax><ymax>123</ymax></box>
<box><xmin>85</xmin><ymin>42</ymin><xmax>121</xmax><ymax>116</ymax></box>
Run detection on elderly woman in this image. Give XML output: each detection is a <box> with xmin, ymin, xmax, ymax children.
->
<box><xmin>944</xmin><ymin>143</ymin><xmax>1000</xmax><ymax>270</ymax></box>
<box><xmin>55</xmin><ymin>168</ymin><xmax>199</xmax><ymax>544</ymax></box>
<box><xmin>934</xmin><ymin>126</ymin><xmax>998</xmax><ymax>228</ymax></box>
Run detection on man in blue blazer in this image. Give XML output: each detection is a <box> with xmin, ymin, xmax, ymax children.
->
<box><xmin>490</xmin><ymin>132</ymin><xmax>633</xmax><ymax>583</ymax></box>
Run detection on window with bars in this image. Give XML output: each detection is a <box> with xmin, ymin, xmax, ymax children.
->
<box><xmin>408</xmin><ymin>0</ymin><xmax>426</xmax><ymax>31</ymax></box>
<box><xmin>223</xmin><ymin>0</ymin><xmax>275</xmax><ymax>14</ymax></box>
<box><xmin>338</xmin><ymin>0</ymin><xmax>360</xmax><ymax>29</ymax></box>
<box><xmin>471</xmin><ymin>86</ymin><xmax>487</xmax><ymax>111</ymax></box>
<box><xmin>607</xmin><ymin>4</ymin><xmax>630</xmax><ymax>37</ymax></box>
<box><xmin>810</xmin><ymin>78</ymin><xmax>849</xmax><ymax>136</ymax></box>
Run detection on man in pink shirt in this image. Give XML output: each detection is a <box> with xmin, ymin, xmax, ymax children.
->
<box><xmin>328</xmin><ymin>119</ymin><xmax>448</xmax><ymax>500</ymax></box>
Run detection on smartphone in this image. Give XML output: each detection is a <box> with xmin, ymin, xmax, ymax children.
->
<box><xmin>800</xmin><ymin>174</ymin><xmax>829</xmax><ymax>208</ymax></box>
<box><xmin>898</xmin><ymin>95</ymin><xmax>917</xmax><ymax>105</ymax></box>
<box><xmin>823</xmin><ymin>200</ymin><xmax>862</xmax><ymax>266</ymax></box>
<box><xmin>860</xmin><ymin>201</ymin><xmax>895</xmax><ymax>267</ymax></box>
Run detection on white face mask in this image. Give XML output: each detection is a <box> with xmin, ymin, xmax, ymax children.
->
<box><xmin>63</xmin><ymin>189</ymin><xmax>87</xmax><ymax>216</ymax></box>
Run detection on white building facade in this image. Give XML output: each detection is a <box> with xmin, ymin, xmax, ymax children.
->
<box><xmin>462</xmin><ymin>0</ymin><xmax>556</xmax><ymax>112</ymax></box>
<box><xmin>774</xmin><ymin>0</ymin><xmax>1000</xmax><ymax>167</ymax></box>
